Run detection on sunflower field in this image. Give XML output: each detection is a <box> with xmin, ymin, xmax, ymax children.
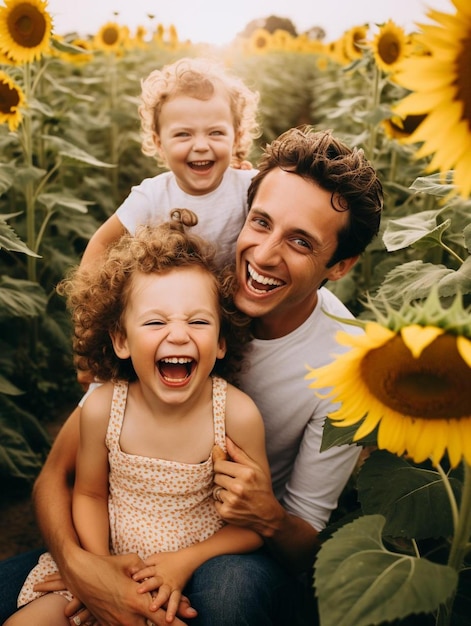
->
<box><xmin>0</xmin><ymin>0</ymin><xmax>470</xmax><ymax>624</ymax></box>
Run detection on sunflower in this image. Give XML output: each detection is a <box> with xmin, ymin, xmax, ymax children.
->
<box><xmin>383</xmin><ymin>113</ymin><xmax>427</xmax><ymax>141</ymax></box>
<box><xmin>0</xmin><ymin>70</ymin><xmax>26</xmax><ymax>130</ymax></box>
<box><xmin>306</xmin><ymin>292</ymin><xmax>471</xmax><ymax>468</ymax></box>
<box><xmin>60</xmin><ymin>37</ymin><xmax>94</xmax><ymax>65</ymax></box>
<box><xmin>0</xmin><ymin>0</ymin><xmax>52</xmax><ymax>63</ymax></box>
<box><xmin>93</xmin><ymin>21</ymin><xmax>125</xmax><ymax>53</ymax></box>
<box><xmin>344</xmin><ymin>24</ymin><xmax>368</xmax><ymax>61</ymax></box>
<box><xmin>393</xmin><ymin>1</ymin><xmax>471</xmax><ymax>198</ymax></box>
<box><xmin>247</xmin><ymin>28</ymin><xmax>273</xmax><ymax>54</ymax></box>
<box><xmin>370</xmin><ymin>19</ymin><xmax>408</xmax><ymax>72</ymax></box>
<box><xmin>271</xmin><ymin>28</ymin><xmax>294</xmax><ymax>52</ymax></box>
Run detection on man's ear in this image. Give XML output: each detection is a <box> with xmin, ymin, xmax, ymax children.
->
<box><xmin>326</xmin><ymin>255</ymin><xmax>359</xmax><ymax>282</ymax></box>
<box><xmin>110</xmin><ymin>331</ymin><xmax>130</xmax><ymax>359</ymax></box>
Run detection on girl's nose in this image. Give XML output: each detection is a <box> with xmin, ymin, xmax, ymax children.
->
<box><xmin>167</xmin><ymin>322</ymin><xmax>190</xmax><ymax>343</ymax></box>
<box><xmin>193</xmin><ymin>135</ymin><xmax>210</xmax><ymax>151</ymax></box>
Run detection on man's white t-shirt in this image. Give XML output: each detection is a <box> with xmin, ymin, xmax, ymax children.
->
<box><xmin>238</xmin><ymin>287</ymin><xmax>363</xmax><ymax>532</ymax></box>
<box><xmin>116</xmin><ymin>167</ymin><xmax>256</xmax><ymax>268</ymax></box>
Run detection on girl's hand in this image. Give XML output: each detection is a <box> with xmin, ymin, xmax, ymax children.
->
<box><xmin>132</xmin><ymin>551</ymin><xmax>194</xmax><ymax>623</ymax></box>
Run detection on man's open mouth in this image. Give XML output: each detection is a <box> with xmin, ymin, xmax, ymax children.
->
<box><xmin>247</xmin><ymin>263</ymin><xmax>284</xmax><ymax>293</ymax></box>
<box><xmin>158</xmin><ymin>357</ymin><xmax>196</xmax><ymax>382</ymax></box>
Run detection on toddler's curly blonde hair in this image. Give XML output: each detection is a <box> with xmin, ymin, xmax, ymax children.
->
<box><xmin>139</xmin><ymin>57</ymin><xmax>260</xmax><ymax>167</ymax></box>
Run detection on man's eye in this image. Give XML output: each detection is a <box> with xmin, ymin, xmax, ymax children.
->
<box><xmin>253</xmin><ymin>217</ymin><xmax>269</xmax><ymax>228</ymax></box>
<box><xmin>293</xmin><ymin>237</ymin><xmax>311</xmax><ymax>249</ymax></box>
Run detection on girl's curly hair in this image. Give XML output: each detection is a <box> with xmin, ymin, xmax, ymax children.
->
<box><xmin>57</xmin><ymin>209</ymin><xmax>251</xmax><ymax>385</ymax></box>
<box><xmin>139</xmin><ymin>57</ymin><xmax>260</xmax><ymax>167</ymax></box>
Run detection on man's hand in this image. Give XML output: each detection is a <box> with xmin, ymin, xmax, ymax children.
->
<box><xmin>212</xmin><ymin>437</ymin><xmax>280</xmax><ymax>536</ymax></box>
<box><xmin>33</xmin><ymin>551</ymin><xmax>197</xmax><ymax>626</ymax></box>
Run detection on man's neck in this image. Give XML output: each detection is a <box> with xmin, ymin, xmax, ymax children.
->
<box><xmin>252</xmin><ymin>293</ymin><xmax>319</xmax><ymax>340</ymax></box>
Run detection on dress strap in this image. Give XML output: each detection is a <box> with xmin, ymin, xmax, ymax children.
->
<box><xmin>212</xmin><ymin>376</ymin><xmax>227</xmax><ymax>452</ymax></box>
<box><xmin>105</xmin><ymin>381</ymin><xmax>128</xmax><ymax>449</ymax></box>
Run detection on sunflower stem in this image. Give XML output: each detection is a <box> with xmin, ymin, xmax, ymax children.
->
<box><xmin>447</xmin><ymin>462</ymin><xmax>471</xmax><ymax>572</ymax></box>
<box><xmin>439</xmin><ymin>241</ymin><xmax>464</xmax><ymax>266</ymax></box>
<box><xmin>435</xmin><ymin>462</ymin><xmax>459</xmax><ymax>534</ymax></box>
<box><xmin>436</xmin><ymin>462</ymin><xmax>471</xmax><ymax>625</ymax></box>
<box><xmin>367</xmin><ymin>63</ymin><xmax>380</xmax><ymax>161</ymax></box>
<box><xmin>23</xmin><ymin>62</ymin><xmax>36</xmax><ymax>283</ymax></box>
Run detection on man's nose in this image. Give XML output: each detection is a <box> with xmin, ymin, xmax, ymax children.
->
<box><xmin>253</xmin><ymin>235</ymin><xmax>282</xmax><ymax>266</ymax></box>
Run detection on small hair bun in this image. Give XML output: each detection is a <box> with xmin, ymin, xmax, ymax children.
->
<box><xmin>170</xmin><ymin>208</ymin><xmax>199</xmax><ymax>228</ymax></box>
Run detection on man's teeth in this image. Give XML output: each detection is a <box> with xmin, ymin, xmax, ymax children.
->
<box><xmin>248</xmin><ymin>264</ymin><xmax>283</xmax><ymax>287</ymax></box>
<box><xmin>161</xmin><ymin>357</ymin><xmax>193</xmax><ymax>364</ymax></box>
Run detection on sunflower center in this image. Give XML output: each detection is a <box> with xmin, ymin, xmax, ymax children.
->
<box><xmin>255</xmin><ymin>36</ymin><xmax>268</xmax><ymax>50</ymax></box>
<box><xmin>378</xmin><ymin>33</ymin><xmax>400</xmax><ymax>65</ymax></box>
<box><xmin>7</xmin><ymin>3</ymin><xmax>46</xmax><ymax>48</ymax></box>
<box><xmin>0</xmin><ymin>79</ymin><xmax>20</xmax><ymax>113</ymax></box>
<box><xmin>102</xmin><ymin>26</ymin><xmax>119</xmax><ymax>46</ymax></box>
<box><xmin>456</xmin><ymin>35</ymin><xmax>471</xmax><ymax>129</ymax></box>
<box><xmin>361</xmin><ymin>334</ymin><xmax>471</xmax><ymax>419</ymax></box>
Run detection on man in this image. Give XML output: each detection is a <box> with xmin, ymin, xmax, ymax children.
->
<box><xmin>0</xmin><ymin>127</ymin><xmax>383</xmax><ymax>625</ymax></box>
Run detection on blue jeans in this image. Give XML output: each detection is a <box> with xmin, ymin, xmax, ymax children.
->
<box><xmin>184</xmin><ymin>550</ymin><xmax>317</xmax><ymax>625</ymax></box>
<box><xmin>0</xmin><ymin>548</ymin><xmax>45</xmax><ymax>623</ymax></box>
<box><xmin>0</xmin><ymin>549</ymin><xmax>317</xmax><ymax>625</ymax></box>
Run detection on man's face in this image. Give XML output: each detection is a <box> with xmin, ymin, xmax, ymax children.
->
<box><xmin>235</xmin><ymin>167</ymin><xmax>356</xmax><ymax>339</ymax></box>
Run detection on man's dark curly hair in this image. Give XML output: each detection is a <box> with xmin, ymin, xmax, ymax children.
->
<box><xmin>248</xmin><ymin>126</ymin><xmax>383</xmax><ymax>266</ymax></box>
<box><xmin>57</xmin><ymin>209</ymin><xmax>251</xmax><ymax>385</ymax></box>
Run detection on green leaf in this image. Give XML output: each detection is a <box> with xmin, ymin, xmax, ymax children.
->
<box><xmin>409</xmin><ymin>172</ymin><xmax>456</xmax><ymax>196</ymax></box>
<box><xmin>358</xmin><ymin>451</ymin><xmax>461</xmax><ymax>539</ymax></box>
<box><xmin>383</xmin><ymin>210</ymin><xmax>449</xmax><ymax>252</ymax></box>
<box><xmin>464</xmin><ymin>223</ymin><xmax>471</xmax><ymax>253</ymax></box>
<box><xmin>375</xmin><ymin>260</ymin><xmax>470</xmax><ymax>305</ymax></box>
<box><xmin>42</xmin><ymin>135</ymin><xmax>116</xmax><ymax>168</ymax></box>
<box><xmin>0</xmin><ymin>395</ymin><xmax>50</xmax><ymax>483</ymax></box>
<box><xmin>315</xmin><ymin>515</ymin><xmax>458</xmax><ymax>626</ymax></box>
<box><xmin>0</xmin><ymin>219</ymin><xmax>40</xmax><ymax>256</ymax></box>
<box><xmin>0</xmin><ymin>276</ymin><xmax>47</xmax><ymax>319</ymax></box>
<box><xmin>13</xmin><ymin>165</ymin><xmax>47</xmax><ymax>188</ymax></box>
<box><xmin>51</xmin><ymin>37</ymin><xmax>96</xmax><ymax>56</ymax></box>
<box><xmin>0</xmin><ymin>373</ymin><xmax>23</xmax><ymax>395</ymax></box>
<box><xmin>37</xmin><ymin>192</ymin><xmax>93</xmax><ymax>214</ymax></box>
<box><xmin>321</xmin><ymin>416</ymin><xmax>377</xmax><ymax>451</ymax></box>
<box><xmin>0</xmin><ymin>163</ymin><xmax>16</xmax><ymax>195</ymax></box>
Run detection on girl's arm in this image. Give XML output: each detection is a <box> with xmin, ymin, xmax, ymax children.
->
<box><xmin>133</xmin><ymin>521</ymin><xmax>262</xmax><ymax>620</ymax></box>
<box><xmin>80</xmin><ymin>214</ymin><xmax>126</xmax><ymax>269</ymax></box>
<box><xmin>72</xmin><ymin>384</ymin><xmax>114</xmax><ymax>556</ymax></box>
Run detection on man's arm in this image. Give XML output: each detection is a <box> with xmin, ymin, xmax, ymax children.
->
<box><xmin>212</xmin><ymin>436</ymin><xmax>319</xmax><ymax>573</ymax></box>
<box><xmin>33</xmin><ymin>406</ymin><xmax>197</xmax><ymax>625</ymax></box>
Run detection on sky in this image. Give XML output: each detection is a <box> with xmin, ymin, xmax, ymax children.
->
<box><xmin>45</xmin><ymin>0</ymin><xmax>454</xmax><ymax>46</ymax></box>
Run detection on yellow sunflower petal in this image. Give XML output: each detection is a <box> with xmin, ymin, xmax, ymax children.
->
<box><xmin>400</xmin><ymin>325</ymin><xmax>445</xmax><ymax>358</ymax></box>
<box><xmin>452</xmin><ymin>0</ymin><xmax>471</xmax><ymax>19</ymax></box>
<box><xmin>446</xmin><ymin>420</ymin><xmax>464</xmax><ymax>468</ymax></box>
<box><xmin>426</xmin><ymin>420</ymin><xmax>449</xmax><ymax>467</ymax></box>
<box><xmin>456</xmin><ymin>336</ymin><xmax>471</xmax><ymax>367</ymax></box>
<box><xmin>393</xmin><ymin>89</ymin><xmax>451</xmax><ymax>116</ymax></box>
